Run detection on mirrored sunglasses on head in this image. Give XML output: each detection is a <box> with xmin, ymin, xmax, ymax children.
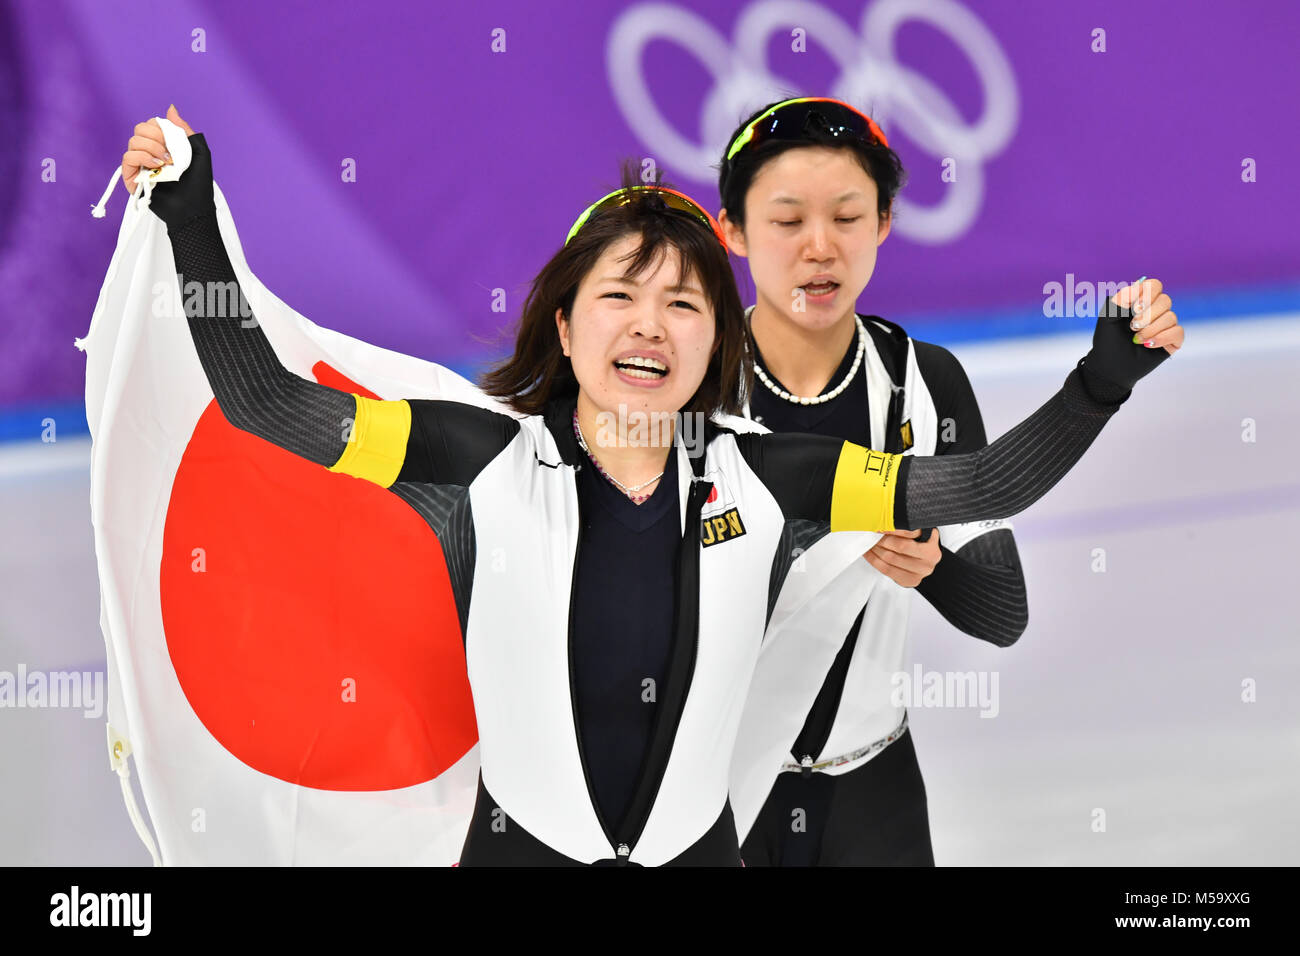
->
<box><xmin>725</xmin><ymin>97</ymin><xmax>889</xmax><ymax>166</ymax></box>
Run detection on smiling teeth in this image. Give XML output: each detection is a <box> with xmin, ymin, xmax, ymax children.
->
<box><xmin>616</xmin><ymin>356</ymin><xmax>668</xmax><ymax>377</ymax></box>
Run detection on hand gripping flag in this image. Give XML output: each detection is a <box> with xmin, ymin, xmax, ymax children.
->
<box><xmin>80</xmin><ymin>117</ymin><xmax>887</xmax><ymax>865</ymax></box>
<box><xmin>79</xmin><ymin>117</ymin><xmax>516</xmax><ymax>865</ymax></box>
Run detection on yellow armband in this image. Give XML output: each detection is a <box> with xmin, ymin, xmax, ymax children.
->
<box><xmin>829</xmin><ymin>441</ymin><xmax>902</xmax><ymax>532</ymax></box>
<box><xmin>327</xmin><ymin>394</ymin><xmax>412</xmax><ymax>488</ymax></box>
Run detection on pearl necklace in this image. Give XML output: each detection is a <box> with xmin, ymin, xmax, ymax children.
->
<box><xmin>752</xmin><ymin>315</ymin><xmax>868</xmax><ymax>406</ymax></box>
<box><xmin>573</xmin><ymin>409</ymin><xmax>664</xmax><ymax>503</ymax></box>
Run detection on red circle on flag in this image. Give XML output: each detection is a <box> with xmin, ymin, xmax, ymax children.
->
<box><xmin>161</xmin><ymin>382</ymin><xmax>477</xmax><ymax>791</ymax></box>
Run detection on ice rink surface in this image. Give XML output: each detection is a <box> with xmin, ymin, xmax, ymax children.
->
<box><xmin>2</xmin><ymin>316</ymin><xmax>1296</xmax><ymax>866</ymax></box>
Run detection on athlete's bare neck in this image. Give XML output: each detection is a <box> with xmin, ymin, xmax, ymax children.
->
<box><xmin>749</xmin><ymin>297</ymin><xmax>859</xmax><ymax>399</ymax></box>
<box><xmin>574</xmin><ymin>391</ymin><xmax>674</xmax><ymax>502</ymax></box>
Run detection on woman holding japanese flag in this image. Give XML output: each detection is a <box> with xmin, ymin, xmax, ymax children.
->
<box><xmin>112</xmin><ymin>106</ymin><xmax>1179</xmax><ymax>866</ymax></box>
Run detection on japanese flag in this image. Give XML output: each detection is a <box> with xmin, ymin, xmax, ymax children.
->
<box><xmin>78</xmin><ymin>117</ymin><xmax>509</xmax><ymax>866</ymax></box>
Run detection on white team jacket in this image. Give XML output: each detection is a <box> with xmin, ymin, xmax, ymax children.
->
<box><xmin>454</xmin><ymin>397</ymin><xmax>868</xmax><ymax>865</ymax></box>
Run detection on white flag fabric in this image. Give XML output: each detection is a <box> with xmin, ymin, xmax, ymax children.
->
<box><xmin>79</xmin><ymin>118</ymin><xmax>884</xmax><ymax>865</ymax></box>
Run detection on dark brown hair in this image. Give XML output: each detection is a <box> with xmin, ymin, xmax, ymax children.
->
<box><xmin>481</xmin><ymin>165</ymin><xmax>752</xmax><ymax>418</ymax></box>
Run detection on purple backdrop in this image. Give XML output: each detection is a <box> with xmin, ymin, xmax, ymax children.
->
<box><xmin>4</xmin><ymin>0</ymin><xmax>1297</xmax><ymax>413</ymax></box>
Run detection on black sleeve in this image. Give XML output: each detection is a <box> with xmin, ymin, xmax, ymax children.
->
<box><xmin>732</xmin><ymin>430</ymin><xmax>843</xmax><ymax>524</ymax></box>
<box><xmin>165</xmin><ymin>177</ymin><xmax>521</xmax><ymax>486</ymax></box>
<box><xmin>167</xmin><ymin>209</ymin><xmax>357</xmax><ymax>467</ymax></box>
<box><xmin>398</xmin><ymin>400</ymin><xmax>522</xmax><ymax>486</ymax></box>
<box><xmin>898</xmin><ymin>362</ymin><xmax>1130</xmax><ymax>529</ymax></box>
<box><xmin>914</xmin><ymin>528</ymin><xmax>1028</xmax><ymax>647</ymax></box>
<box><xmin>736</xmin><ymin>361</ymin><xmax>1130</xmax><ymax>530</ymax></box>
<box><xmin>910</xmin><ymin>342</ymin><xmax>1029</xmax><ymax>646</ymax></box>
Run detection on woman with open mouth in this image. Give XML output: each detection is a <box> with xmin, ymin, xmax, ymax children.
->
<box><xmin>716</xmin><ymin>97</ymin><xmax>1184</xmax><ymax>867</ymax></box>
<box><xmin>120</xmin><ymin>106</ymin><xmax>1179</xmax><ymax>866</ymax></box>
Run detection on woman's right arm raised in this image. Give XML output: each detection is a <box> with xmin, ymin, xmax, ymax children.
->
<box><xmin>125</xmin><ymin>108</ymin><xmax>518</xmax><ymax>489</ymax></box>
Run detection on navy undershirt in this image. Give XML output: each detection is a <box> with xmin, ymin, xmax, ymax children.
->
<box><xmin>571</xmin><ymin>442</ymin><xmax>681</xmax><ymax>834</ymax></box>
<box><xmin>749</xmin><ymin>325</ymin><xmax>871</xmax><ymax>447</ymax></box>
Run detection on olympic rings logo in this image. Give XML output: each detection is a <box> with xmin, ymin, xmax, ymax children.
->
<box><xmin>607</xmin><ymin>0</ymin><xmax>1020</xmax><ymax>243</ymax></box>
